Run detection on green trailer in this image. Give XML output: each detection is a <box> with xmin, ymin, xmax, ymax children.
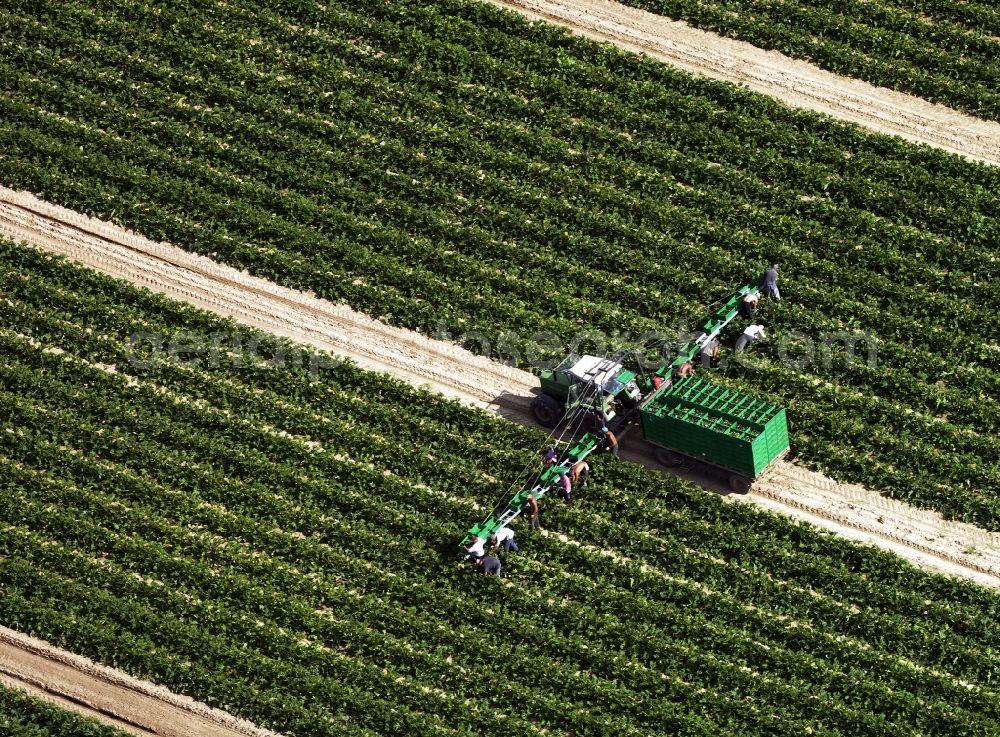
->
<box><xmin>640</xmin><ymin>375</ymin><xmax>789</xmax><ymax>492</ymax></box>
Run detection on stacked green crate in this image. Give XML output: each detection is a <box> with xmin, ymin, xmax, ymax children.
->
<box><xmin>641</xmin><ymin>376</ymin><xmax>789</xmax><ymax>477</ymax></box>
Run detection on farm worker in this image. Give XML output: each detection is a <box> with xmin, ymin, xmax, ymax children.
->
<box><xmin>465</xmin><ymin>536</ymin><xmax>486</xmax><ymax>559</ymax></box>
<box><xmin>521</xmin><ymin>493</ymin><xmax>540</xmax><ymax>530</ymax></box>
<box><xmin>477</xmin><ymin>555</ymin><xmax>502</xmax><ymax>578</ymax></box>
<box><xmin>700</xmin><ymin>339</ymin><xmax>720</xmax><ymax>368</ymax></box>
<box><xmin>762</xmin><ymin>264</ymin><xmax>780</xmax><ymax>301</ymax></box>
<box><xmin>556</xmin><ymin>468</ymin><xmax>573</xmax><ymax>506</ymax></box>
<box><xmin>676</xmin><ymin>361</ymin><xmax>694</xmax><ymax>378</ymax></box>
<box><xmin>569</xmin><ymin>459</ymin><xmax>590</xmax><ymax>486</ymax></box>
<box><xmin>739</xmin><ymin>291</ymin><xmax>760</xmax><ymax>319</ymax></box>
<box><xmin>543</xmin><ymin>445</ymin><xmax>559</xmax><ymax>466</ymax></box>
<box><xmin>491</xmin><ymin>527</ymin><xmax>519</xmax><ymax>554</ymax></box>
<box><xmin>735</xmin><ymin>323</ymin><xmax>767</xmax><ymax>353</ymax></box>
<box><xmin>599</xmin><ymin>426</ymin><xmax>619</xmax><ymax>459</ymax></box>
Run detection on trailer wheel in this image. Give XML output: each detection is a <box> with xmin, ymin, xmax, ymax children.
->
<box><xmin>655</xmin><ymin>449</ymin><xmax>684</xmax><ymax>467</ymax></box>
<box><xmin>728</xmin><ymin>475</ymin><xmax>753</xmax><ymax>494</ymax></box>
<box><xmin>531</xmin><ymin>394</ymin><xmax>563</xmax><ymax>428</ymax></box>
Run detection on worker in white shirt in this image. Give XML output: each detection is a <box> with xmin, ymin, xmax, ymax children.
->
<box><xmin>490</xmin><ymin>527</ymin><xmax>519</xmax><ymax>554</ymax></box>
<box><xmin>464</xmin><ymin>536</ymin><xmax>486</xmax><ymax>560</ymax></box>
<box><xmin>735</xmin><ymin>322</ymin><xmax>767</xmax><ymax>353</ymax></box>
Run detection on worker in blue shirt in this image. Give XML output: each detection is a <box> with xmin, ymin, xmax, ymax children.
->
<box><xmin>543</xmin><ymin>445</ymin><xmax>558</xmax><ymax>466</ymax></box>
<box><xmin>762</xmin><ymin>263</ymin><xmax>780</xmax><ymax>301</ymax></box>
<box><xmin>477</xmin><ymin>555</ymin><xmax>502</xmax><ymax>578</ymax></box>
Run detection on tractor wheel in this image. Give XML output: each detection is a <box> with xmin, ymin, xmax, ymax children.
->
<box><xmin>531</xmin><ymin>394</ymin><xmax>563</xmax><ymax>428</ymax></box>
<box><xmin>728</xmin><ymin>474</ymin><xmax>753</xmax><ymax>494</ymax></box>
<box><xmin>655</xmin><ymin>448</ymin><xmax>684</xmax><ymax>468</ymax></box>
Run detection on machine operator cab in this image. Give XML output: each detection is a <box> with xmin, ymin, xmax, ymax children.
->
<box><xmin>532</xmin><ymin>353</ymin><xmax>641</xmax><ymax>428</ymax></box>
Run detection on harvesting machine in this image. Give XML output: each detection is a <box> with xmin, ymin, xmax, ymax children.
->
<box><xmin>458</xmin><ymin>280</ymin><xmax>789</xmax><ymax>552</ymax></box>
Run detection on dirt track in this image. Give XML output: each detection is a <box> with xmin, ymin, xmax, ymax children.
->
<box><xmin>487</xmin><ymin>0</ymin><xmax>1000</xmax><ymax>166</ymax></box>
<box><xmin>0</xmin><ymin>626</ymin><xmax>283</xmax><ymax>737</ymax></box>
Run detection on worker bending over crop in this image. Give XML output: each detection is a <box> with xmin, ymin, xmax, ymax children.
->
<box><xmin>521</xmin><ymin>493</ymin><xmax>540</xmax><ymax>530</ymax></box>
<box><xmin>599</xmin><ymin>426</ymin><xmax>619</xmax><ymax>458</ymax></box>
<box><xmin>739</xmin><ymin>291</ymin><xmax>760</xmax><ymax>319</ymax></box>
<box><xmin>477</xmin><ymin>555</ymin><xmax>502</xmax><ymax>578</ymax></box>
<box><xmin>464</xmin><ymin>535</ymin><xmax>486</xmax><ymax>560</ymax></box>
<box><xmin>490</xmin><ymin>527</ymin><xmax>519</xmax><ymax>554</ymax></box>
<box><xmin>543</xmin><ymin>445</ymin><xmax>558</xmax><ymax>466</ymax></box>
<box><xmin>676</xmin><ymin>361</ymin><xmax>694</xmax><ymax>378</ymax></box>
<box><xmin>569</xmin><ymin>459</ymin><xmax>590</xmax><ymax>486</ymax></box>
<box><xmin>700</xmin><ymin>338</ymin><xmax>721</xmax><ymax>368</ymax></box>
<box><xmin>556</xmin><ymin>468</ymin><xmax>573</xmax><ymax>506</ymax></box>
<box><xmin>735</xmin><ymin>323</ymin><xmax>766</xmax><ymax>353</ymax></box>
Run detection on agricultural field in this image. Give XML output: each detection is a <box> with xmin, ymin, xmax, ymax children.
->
<box><xmin>5</xmin><ymin>237</ymin><xmax>1000</xmax><ymax>735</ymax></box>
<box><xmin>1</xmin><ymin>0</ymin><xmax>997</xmax><ymax>528</ymax></box>
<box><xmin>615</xmin><ymin>0</ymin><xmax>1000</xmax><ymax>121</ymax></box>
<box><xmin>0</xmin><ymin>683</ymin><xmax>129</xmax><ymax>737</ymax></box>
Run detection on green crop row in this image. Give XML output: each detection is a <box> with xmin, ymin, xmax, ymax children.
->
<box><xmin>0</xmin><ymin>684</ymin><xmax>130</xmax><ymax>737</ymax></box>
<box><xmin>616</xmin><ymin>0</ymin><xmax>1000</xmax><ymax>121</ymax></box>
<box><xmin>3</xmin><ymin>239</ymin><xmax>1000</xmax><ymax>735</ymax></box>
<box><xmin>0</xmin><ymin>0</ymin><xmax>997</xmax><ymax>527</ymax></box>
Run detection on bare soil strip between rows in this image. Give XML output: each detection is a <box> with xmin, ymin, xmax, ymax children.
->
<box><xmin>3</xmin><ymin>185</ymin><xmax>1000</xmax><ymax>729</ymax></box>
<box><xmin>484</xmin><ymin>0</ymin><xmax>1000</xmax><ymax>166</ymax></box>
<box><xmin>0</xmin><ymin>626</ymin><xmax>283</xmax><ymax>737</ymax></box>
